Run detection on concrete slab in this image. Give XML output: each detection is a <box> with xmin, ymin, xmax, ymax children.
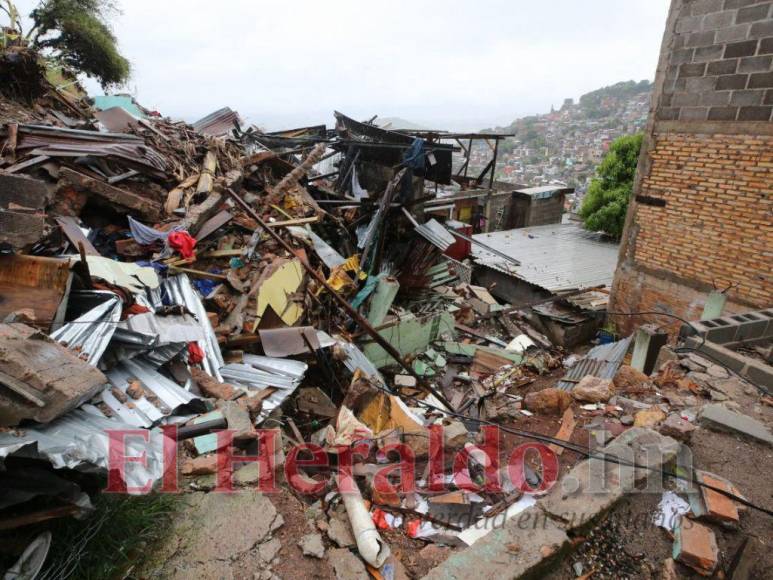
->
<box><xmin>540</xmin><ymin>428</ymin><xmax>679</xmax><ymax>531</ymax></box>
<box><xmin>699</xmin><ymin>403</ymin><xmax>773</xmax><ymax>445</ymax></box>
<box><xmin>421</xmin><ymin>506</ymin><xmax>569</xmax><ymax>580</ymax></box>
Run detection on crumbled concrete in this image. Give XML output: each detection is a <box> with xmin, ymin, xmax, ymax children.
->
<box><xmin>540</xmin><ymin>428</ymin><xmax>679</xmax><ymax>532</ymax></box>
<box><xmin>234</xmin><ymin>461</ymin><xmax>261</xmax><ymax>485</ymax></box>
<box><xmin>699</xmin><ymin>403</ymin><xmax>773</xmax><ymax>445</ymax></box>
<box><xmin>421</xmin><ymin>506</ymin><xmax>569</xmax><ymax>579</ymax></box>
<box><xmin>659</xmin><ymin>414</ymin><xmax>697</xmax><ymax>442</ymax></box>
<box><xmin>298</xmin><ymin>533</ymin><xmax>326</xmax><ymax>558</ymax></box>
<box><xmin>329</xmin><ymin>548</ymin><xmax>368</xmax><ymax>580</ymax></box>
<box><xmin>258</xmin><ymin>537</ymin><xmax>282</xmax><ymax>565</ymax></box>
<box><xmin>327</xmin><ymin>514</ymin><xmax>355</xmax><ymax>547</ymax></box>
<box><xmin>141</xmin><ymin>491</ymin><xmax>283</xmax><ymax>578</ymax></box>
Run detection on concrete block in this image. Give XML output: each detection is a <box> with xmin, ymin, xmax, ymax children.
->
<box><xmin>708</xmin><ymin>106</ymin><xmax>739</xmax><ymax>119</ymax></box>
<box><xmin>715</xmin><ymin>24</ymin><xmax>751</xmax><ymax>43</ymax></box>
<box><xmin>735</xmin><ymin>3</ymin><xmax>771</xmax><ymax>24</ymax></box>
<box><xmin>716</xmin><ymin>73</ymin><xmax>749</xmax><ymax>90</ymax></box>
<box><xmin>421</xmin><ymin>506</ymin><xmax>570</xmax><ymax>580</ymax></box>
<box><xmin>744</xmin><ymin>359</ymin><xmax>773</xmax><ymax>390</ymax></box>
<box><xmin>737</xmin><ymin>55</ymin><xmax>773</xmax><ymax>73</ymax></box>
<box><xmin>701</xmin><ymin>88</ymin><xmax>732</xmax><ymax>105</ymax></box>
<box><xmin>702</xmin><ymin>10</ymin><xmax>735</xmax><ymax>30</ymax></box>
<box><xmin>748</xmin><ymin>71</ymin><xmax>773</xmax><ymax>88</ymax></box>
<box><xmin>707</xmin><ymin>58</ymin><xmax>738</xmax><ymax>75</ymax></box>
<box><xmin>738</xmin><ymin>105</ymin><xmax>772</xmax><ymax>119</ymax></box>
<box><xmin>699</xmin><ymin>403</ymin><xmax>773</xmax><ymax>445</ymax></box>
<box><xmin>730</xmin><ymin>88</ymin><xmax>764</xmax><ymax>105</ymax></box>
<box><xmin>691</xmin><ymin>0</ymin><xmax>723</xmax><ymax>15</ymax></box>
<box><xmin>540</xmin><ymin>428</ymin><xmax>679</xmax><ymax>532</ymax></box>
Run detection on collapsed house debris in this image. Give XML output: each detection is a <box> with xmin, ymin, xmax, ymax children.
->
<box><xmin>0</xmin><ymin>43</ymin><xmax>771</xmax><ymax>580</ymax></box>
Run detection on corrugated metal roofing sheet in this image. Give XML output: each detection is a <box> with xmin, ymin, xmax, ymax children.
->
<box><xmin>192</xmin><ymin>107</ymin><xmax>241</xmax><ymax>137</ymax></box>
<box><xmin>557</xmin><ymin>336</ymin><xmax>632</xmax><ymax>390</ymax></box>
<box><xmin>471</xmin><ymin>223</ymin><xmax>619</xmax><ymax>293</ymax></box>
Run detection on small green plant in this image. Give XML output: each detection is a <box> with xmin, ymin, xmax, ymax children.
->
<box><xmin>39</xmin><ymin>493</ymin><xmax>179</xmax><ymax>580</ymax></box>
<box><xmin>580</xmin><ymin>133</ymin><xmax>643</xmax><ymax>239</ymax></box>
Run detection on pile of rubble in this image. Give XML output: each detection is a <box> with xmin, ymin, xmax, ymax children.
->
<box><xmin>1</xmin><ymin>47</ymin><xmax>772</xmax><ymax>579</ymax></box>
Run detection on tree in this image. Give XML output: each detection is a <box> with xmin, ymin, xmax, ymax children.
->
<box><xmin>2</xmin><ymin>0</ymin><xmax>130</xmax><ymax>88</ymax></box>
<box><xmin>579</xmin><ymin>133</ymin><xmax>643</xmax><ymax>239</ymax></box>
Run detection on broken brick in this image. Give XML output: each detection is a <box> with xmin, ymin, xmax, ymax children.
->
<box><xmin>674</xmin><ymin>519</ymin><xmax>718</xmax><ymax>576</ymax></box>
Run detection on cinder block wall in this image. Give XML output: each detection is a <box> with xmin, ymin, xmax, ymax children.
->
<box><xmin>610</xmin><ymin>0</ymin><xmax>773</xmax><ymax>335</ymax></box>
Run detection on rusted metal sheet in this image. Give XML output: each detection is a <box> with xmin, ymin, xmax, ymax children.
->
<box><xmin>0</xmin><ymin>255</ymin><xmax>72</xmax><ymax>330</ymax></box>
<box><xmin>192</xmin><ymin>107</ymin><xmax>241</xmax><ymax>137</ymax></box>
<box><xmin>0</xmin><ymin>323</ymin><xmax>107</xmax><ymax>427</ymax></box>
<box><xmin>557</xmin><ymin>336</ymin><xmax>633</xmax><ymax>390</ymax></box>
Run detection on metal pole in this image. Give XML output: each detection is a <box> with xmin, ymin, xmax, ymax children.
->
<box><xmin>225</xmin><ymin>188</ymin><xmax>452</xmax><ymax>408</ymax></box>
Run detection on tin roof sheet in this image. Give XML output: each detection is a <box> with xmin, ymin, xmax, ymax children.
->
<box><xmin>471</xmin><ymin>223</ymin><xmax>619</xmax><ymax>293</ymax></box>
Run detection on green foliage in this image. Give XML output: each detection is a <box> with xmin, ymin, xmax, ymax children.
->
<box><xmin>41</xmin><ymin>493</ymin><xmax>179</xmax><ymax>580</ymax></box>
<box><xmin>29</xmin><ymin>0</ymin><xmax>130</xmax><ymax>88</ymax></box>
<box><xmin>579</xmin><ymin>80</ymin><xmax>652</xmax><ymax>119</ymax></box>
<box><xmin>580</xmin><ymin>133</ymin><xmax>643</xmax><ymax>238</ymax></box>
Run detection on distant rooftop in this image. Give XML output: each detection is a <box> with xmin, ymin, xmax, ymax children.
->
<box><xmin>471</xmin><ymin>223</ymin><xmax>618</xmax><ymax>293</ymax></box>
<box><xmin>513</xmin><ymin>185</ymin><xmax>574</xmax><ymax>198</ymax></box>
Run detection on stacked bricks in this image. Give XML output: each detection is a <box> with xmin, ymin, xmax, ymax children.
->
<box><xmin>659</xmin><ymin>0</ymin><xmax>773</xmax><ymax>122</ymax></box>
<box><xmin>632</xmin><ymin>132</ymin><xmax>772</xmax><ymax>307</ymax></box>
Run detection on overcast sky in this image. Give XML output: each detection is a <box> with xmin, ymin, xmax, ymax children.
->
<box><xmin>14</xmin><ymin>0</ymin><xmax>670</xmax><ymax>131</ymax></box>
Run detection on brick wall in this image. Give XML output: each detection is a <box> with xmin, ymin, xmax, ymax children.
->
<box><xmin>660</xmin><ymin>0</ymin><xmax>773</xmax><ymax>122</ymax></box>
<box><xmin>610</xmin><ymin>0</ymin><xmax>773</xmax><ymax>335</ymax></box>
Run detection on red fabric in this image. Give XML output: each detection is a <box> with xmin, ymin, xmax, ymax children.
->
<box><xmin>187</xmin><ymin>342</ymin><xmax>205</xmax><ymax>364</ymax></box>
<box><xmin>122</xmin><ymin>303</ymin><xmax>151</xmax><ymax>320</ymax></box>
<box><xmin>371</xmin><ymin>508</ymin><xmax>390</xmax><ymax>530</ymax></box>
<box><xmin>168</xmin><ymin>231</ymin><xmax>197</xmax><ymax>259</ymax></box>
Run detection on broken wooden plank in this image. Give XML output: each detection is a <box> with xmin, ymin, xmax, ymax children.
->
<box><xmin>548</xmin><ymin>408</ymin><xmax>577</xmax><ymax>456</ymax></box>
<box><xmin>196</xmin><ymin>209</ymin><xmax>233</xmax><ymax>241</ymax></box>
<box><xmin>58</xmin><ymin>167</ymin><xmax>161</xmax><ymax>221</ymax></box>
<box><xmin>55</xmin><ymin>216</ymin><xmax>99</xmax><ymax>255</ymax></box>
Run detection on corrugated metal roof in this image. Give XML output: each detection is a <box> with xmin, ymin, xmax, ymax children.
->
<box><xmin>192</xmin><ymin>107</ymin><xmax>241</xmax><ymax>137</ymax></box>
<box><xmin>557</xmin><ymin>336</ymin><xmax>632</xmax><ymax>390</ymax></box>
<box><xmin>471</xmin><ymin>223</ymin><xmax>619</xmax><ymax>293</ymax></box>
<box><xmin>514</xmin><ymin>185</ymin><xmax>571</xmax><ymax>199</ymax></box>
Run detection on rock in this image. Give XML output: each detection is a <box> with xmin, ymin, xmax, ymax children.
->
<box><xmin>233</xmin><ymin>461</ymin><xmax>261</xmax><ymax>485</ymax></box>
<box><xmin>328</xmin><ymin>548</ymin><xmax>368</xmax><ymax>580</ymax></box>
<box><xmin>258</xmin><ymin>537</ymin><xmax>281</xmax><ymax>564</ymax></box>
<box><xmin>659</xmin><ymin>414</ymin><xmax>697</xmax><ymax>442</ymax></box>
<box><xmin>708</xmin><ymin>389</ymin><xmax>728</xmax><ymax>402</ymax></box>
<box><xmin>126</xmin><ymin>379</ymin><xmax>145</xmax><ymax>399</ymax></box>
<box><xmin>524</xmin><ymin>388</ymin><xmax>573</xmax><ymax>415</ymax></box>
<box><xmin>219</xmin><ymin>400</ymin><xmax>256</xmax><ymax>442</ymax></box>
<box><xmin>327</xmin><ymin>514</ymin><xmax>355</xmax><ymax>548</ymax></box>
<box><xmin>699</xmin><ymin>403</ymin><xmax>773</xmax><ymax>445</ymax></box>
<box><xmin>620</xmin><ymin>415</ymin><xmax>634</xmax><ymax>426</ymax></box>
<box><xmin>613</xmin><ymin>365</ymin><xmax>652</xmax><ymax>393</ymax></box>
<box><xmin>298</xmin><ymin>533</ymin><xmax>326</xmax><ymax>559</ymax></box>
<box><xmin>394</xmin><ymin>374</ymin><xmax>417</xmax><ymax>388</ymax></box>
<box><xmin>661</xmin><ymin>558</ymin><xmax>679</xmax><ymax>580</ymax></box>
<box><xmin>704</xmin><ymin>364</ymin><xmax>729</xmax><ymax>379</ymax></box>
<box><xmin>181</xmin><ymin>454</ymin><xmax>218</xmax><ymax>476</ymax></box>
<box><xmin>633</xmin><ymin>407</ymin><xmax>666</xmax><ymax>428</ymax></box>
<box><xmin>572</xmin><ymin>376</ymin><xmax>615</xmax><ymax>403</ymax></box>
<box><xmin>191</xmin><ymin>367</ymin><xmax>237</xmax><ymax>400</ymax></box>
<box><xmin>674</xmin><ymin>519</ymin><xmax>718</xmax><ymax>576</ymax></box>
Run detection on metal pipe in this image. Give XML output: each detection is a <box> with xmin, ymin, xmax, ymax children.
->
<box><xmin>225</xmin><ymin>188</ymin><xmax>452</xmax><ymax>408</ymax></box>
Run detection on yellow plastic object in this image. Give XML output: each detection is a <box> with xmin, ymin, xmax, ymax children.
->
<box><xmin>252</xmin><ymin>259</ymin><xmax>304</xmax><ymax>330</ymax></box>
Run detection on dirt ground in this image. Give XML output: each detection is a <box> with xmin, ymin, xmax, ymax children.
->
<box><xmin>544</xmin><ymin>406</ymin><xmax>773</xmax><ymax>579</ymax></box>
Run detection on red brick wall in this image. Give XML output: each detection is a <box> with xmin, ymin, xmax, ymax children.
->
<box><xmin>640</xmin><ymin>133</ymin><xmax>770</xmax><ymax>298</ymax></box>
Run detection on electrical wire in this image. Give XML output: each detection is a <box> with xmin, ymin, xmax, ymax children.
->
<box><xmin>370</xmin><ymin>378</ymin><xmax>773</xmax><ymax>518</ymax></box>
